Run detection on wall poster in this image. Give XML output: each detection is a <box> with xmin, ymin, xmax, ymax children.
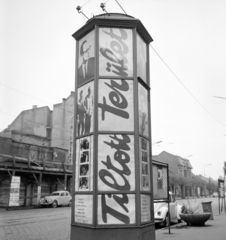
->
<box><xmin>218</xmin><ymin>179</ymin><xmax>225</xmax><ymax>198</ymax></box>
<box><xmin>138</xmin><ymin>83</ymin><xmax>149</xmax><ymax>137</ymax></box>
<box><xmin>140</xmin><ymin>137</ymin><xmax>150</xmax><ymax>191</ymax></box>
<box><xmin>77</xmin><ymin>30</ymin><xmax>95</xmax><ymax>86</ymax></box>
<box><xmin>75</xmin><ymin>136</ymin><xmax>93</xmax><ymax>191</ymax></box>
<box><xmin>77</xmin><ymin>81</ymin><xmax>94</xmax><ymax>137</ymax></box>
<box><xmin>137</xmin><ymin>34</ymin><xmax>147</xmax><ymax>83</ymax></box>
<box><xmin>98</xmin><ymin>79</ymin><xmax>134</xmax><ymax>131</ymax></box>
<box><xmin>9</xmin><ymin>176</ymin><xmax>20</xmax><ymax>206</ymax></box>
<box><xmin>98</xmin><ymin>194</ymin><xmax>135</xmax><ymax>225</ymax></box>
<box><xmin>140</xmin><ymin>194</ymin><xmax>151</xmax><ymax>223</ymax></box>
<box><xmin>99</xmin><ymin>28</ymin><xmax>133</xmax><ymax>78</ymax></box>
<box><xmin>75</xmin><ymin>195</ymin><xmax>93</xmax><ymax>224</ymax></box>
<box><xmin>98</xmin><ymin>134</ymin><xmax>135</xmax><ymax>191</ymax></box>
<box><xmin>153</xmin><ymin>164</ymin><xmax>168</xmax><ymax>200</ymax></box>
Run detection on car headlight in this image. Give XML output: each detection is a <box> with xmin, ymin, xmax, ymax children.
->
<box><xmin>157</xmin><ymin>211</ymin><xmax>162</xmax><ymax>216</ymax></box>
<box><xmin>48</xmin><ymin>199</ymin><xmax>53</xmax><ymax>203</ymax></box>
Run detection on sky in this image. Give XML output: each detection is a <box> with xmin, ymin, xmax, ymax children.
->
<box><xmin>1</xmin><ymin>0</ymin><xmax>226</xmax><ymax>180</ymax></box>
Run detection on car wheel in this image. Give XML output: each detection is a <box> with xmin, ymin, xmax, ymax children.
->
<box><xmin>52</xmin><ymin>201</ymin><xmax>58</xmax><ymax>208</ymax></box>
<box><xmin>162</xmin><ymin>213</ymin><xmax>169</xmax><ymax>227</ymax></box>
<box><xmin>69</xmin><ymin>200</ymin><xmax>72</xmax><ymax>207</ymax></box>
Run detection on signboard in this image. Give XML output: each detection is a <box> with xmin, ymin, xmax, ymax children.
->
<box><xmin>99</xmin><ymin>28</ymin><xmax>133</xmax><ymax>78</ymax></box>
<box><xmin>98</xmin><ymin>194</ymin><xmax>135</xmax><ymax>225</ymax></box>
<box><xmin>9</xmin><ymin>176</ymin><xmax>20</xmax><ymax>206</ymax></box>
<box><xmin>218</xmin><ymin>179</ymin><xmax>225</xmax><ymax>198</ymax></box>
<box><xmin>153</xmin><ymin>162</ymin><xmax>168</xmax><ymax>200</ymax></box>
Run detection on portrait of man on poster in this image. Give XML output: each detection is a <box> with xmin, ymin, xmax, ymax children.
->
<box><xmin>139</xmin><ymin>85</ymin><xmax>148</xmax><ymax>136</ymax></box>
<box><xmin>77</xmin><ymin>31</ymin><xmax>95</xmax><ymax>85</ymax></box>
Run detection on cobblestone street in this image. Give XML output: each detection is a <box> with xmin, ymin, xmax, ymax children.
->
<box><xmin>0</xmin><ymin>207</ymin><xmax>71</xmax><ymax>240</ymax></box>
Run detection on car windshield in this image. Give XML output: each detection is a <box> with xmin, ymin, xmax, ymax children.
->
<box><xmin>51</xmin><ymin>192</ymin><xmax>60</xmax><ymax>196</ymax></box>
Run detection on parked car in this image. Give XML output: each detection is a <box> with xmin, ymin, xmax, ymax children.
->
<box><xmin>40</xmin><ymin>190</ymin><xmax>72</xmax><ymax>208</ymax></box>
<box><xmin>212</xmin><ymin>192</ymin><xmax>218</xmax><ymax>197</ymax></box>
<box><xmin>154</xmin><ymin>191</ymin><xmax>182</xmax><ymax>227</ymax></box>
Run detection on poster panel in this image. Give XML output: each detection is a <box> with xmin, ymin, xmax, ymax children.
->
<box><xmin>218</xmin><ymin>179</ymin><xmax>225</xmax><ymax>198</ymax></box>
<box><xmin>99</xmin><ymin>28</ymin><xmax>133</xmax><ymax>78</ymax></box>
<box><xmin>9</xmin><ymin>176</ymin><xmax>20</xmax><ymax>206</ymax></box>
<box><xmin>98</xmin><ymin>134</ymin><xmax>135</xmax><ymax>191</ymax></box>
<box><xmin>75</xmin><ymin>195</ymin><xmax>93</xmax><ymax>224</ymax></box>
<box><xmin>153</xmin><ymin>164</ymin><xmax>168</xmax><ymax>200</ymax></box>
<box><xmin>77</xmin><ymin>30</ymin><xmax>95</xmax><ymax>86</ymax></box>
<box><xmin>75</xmin><ymin>135</ymin><xmax>93</xmax><ymax>191</ymax></box>
<box><xmin>77</xmin><ymin>81</ymin><xmax>94</xmax><ymax>137</ymax></box>
<box><xmin>140</xmin><ymin>137</ymin><xmax>150</xmax><ymax>191</ymax></box>
<box><xmin>138</xmin><ymin>83</ymin><xmax>149</xmax><ymax>137</ymax></box>
<box><xmin>98</xmin><ymin>79</ymin><xmax>134</xmax><ymax>131</ymax></box>
<box><xmin>98</xmin><ymin>194</ymin><xmax>135</xmax><ymax>225</ymax></box>
<box><xmin>137</xmin><ymin>34</ymin><xmax>147</xmax><ymax>83</ymax></box>
<box><xmin>140</xmin><ymin>194</ymin><xmax>151</xmax><ymax>223</ymax></box>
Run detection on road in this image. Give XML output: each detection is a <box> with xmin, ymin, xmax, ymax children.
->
<box><xmin>0</xmin><ymin>207</ymin><xmax>71</xmax><ymax>240</ymax></box>
<box><xmin>0</xmin><ymin>197</ymin><xmax>222</xmax><ymax>240</ymax></box>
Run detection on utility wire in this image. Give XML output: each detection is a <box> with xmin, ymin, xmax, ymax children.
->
<box><xmin>150</xmin><ymin>45</ymin><xmax>226</xmax><ymax>128</ymax></box>
<box><xmin>0</xmin><ymin>82</ymin><xmax>74</xmax><ymax>115</ymax></box>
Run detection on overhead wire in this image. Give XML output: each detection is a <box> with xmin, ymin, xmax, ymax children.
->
<box><xmin>150</xmin><ymin>44</ymin><xmax>226</xmax><ymax>128</ymax></box>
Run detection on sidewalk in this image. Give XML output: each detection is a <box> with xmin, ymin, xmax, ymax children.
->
<box><xmin>156</xmin><ymin>213</ymin><xmax>226</xmax><ymax>240</ymax></box>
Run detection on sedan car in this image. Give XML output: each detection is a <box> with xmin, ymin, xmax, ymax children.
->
<box><xmin>154</xmin><ymin>191</ymin><xmax>182</xmax><ymax>227</ymax></box>
<box><xmin>40</xmin><ymin>190</ymin><xmax>72</xmax><ymax>208</ymax></box>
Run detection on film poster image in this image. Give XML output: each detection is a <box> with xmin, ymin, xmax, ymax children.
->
<box><xmin>9</xmin><ymin>176</ymin><xmax>20</xmax><ymax>206</ymax></box>
<box><xmin>99</xmin><ymin>28</ymin><xmax>133</xmax><ymax>78</ymax></box>
<box><xmin>75</xmin><ymin>195</ymin><xmax>93</xmax><ymax>224</ymax></box>
<box><xmin>75</xmin><ymin>136</ymin><xmax>93</xmax><ymax>191</ymax></box>
<box><xmin>138</xmin><ymin>83</ymin><xmax>149</xmax><ymax>137</ymax></box>
<box><xmin>98</xmin><ymin>79</ymin><xmax>134</xmax><ymax>131</ymax></box>
<box><xmin>137</xmin><ymin>34</ymin><xmax>147</xmax><ymax>83</ymax></box>
<box><xmin>98</xmin><ymin>134</ymin><xmax>135</xmax><ymax>191</ymax></box>
<box><xmin>140</xmin><ymin>137</ymin><xmax>150</xmax><ymax>191</ymax></box>
<box><xmin>141</xmin><ymin>194</ymin><xmax>151</xmax><ymax>223</ymax></box>
<box><xmin>98</xmin><ymin>194</ymin><xmax>135</xmax><ymax>225</ymax></box>
<box><xmin>77</xmin><ymin>30</ymin><xmax>95</xmax><ymax>86</ymax></box>
<box><xmin>77</xmin><ymin>81</ymin><xmax>94</xmax><ymax>137</ymax></box>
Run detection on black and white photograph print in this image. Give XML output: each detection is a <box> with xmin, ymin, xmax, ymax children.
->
<box><xmin>79</xmin><ymin>177</ymin><xmax>89</xmax><ymax>190</ymax></box>
<box><xmin>142</xmin><ymin>151</ymin><xmax>147</xmax><ymax>163</ymax></box>
<box><xmin>80</xmin><ymin>151</ymin><xmax>89</xmax><ymax>163</ymax></box>
<box><xmin>142</xmin><ymin>163</ymin><xmax>148</xmax><ymax>175</ymax></box>
<box><xmin>77</xmin><ymin>30</ymin><xmax>95</xmax><ymax>86</ymax></box>
<box><xmin>142</xmin><ymin>176</ymin><xmax>149</xmax><ymax>188</ymax></box>
<box><xmin>80</xmin><ymin>164</ymin><xmax>89</xmax><ymax>176</ymax></box>
<box><xmin>77</xmin><ymin>82</ymin><xmax>94</xmax><ymax>136</ymax></box>
<box><xmin>139</xmin><ymin>84</ymin><xmax>149</xmax><ymax>137</ymax></box>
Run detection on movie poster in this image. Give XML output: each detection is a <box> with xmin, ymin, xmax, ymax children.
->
<box><xmin>77</xmin><ymin>30</ymin><xmax>95</xmax><ymax>86</ymax></box>
<box><xmin>99</xmin><ymin>28</ymin><xmax>133</xmax><ymax>78</ymax></box>
<box><xmin>75</xmin><ymin>195</ymin><xmax>93</xmax><ymax>224</ymax></box>
<box><xmin>140</xmin><ymin>137</ymin><xmax>150</xmax><ymax>191</ymax></box>
<box><xmin>98</xmin><ymin>79</ymin><xmax>134</xmax><ymax>131</ymax></box>
<box><xmin>75</xmin><ymin>136</ymin><xmax>93</xmax><ymax>191</ymax></box>
<box><xmin>98</xmin><ymin>194</ymin><xmax>135</xmax><ymax>225</ymax></box>
<box><xmin>138</xmin><ymin>83</ymin><xmax>149</xmax><ymax>137</ymax></box>
<box><xmin>77</xmin><ymin>81</ymin><xmax>94</xmax><ymax>137</ymax></box>
<box><xmin>137</xmin><ymin>34</ymin><xmax>147</xmax><ymax>83</ymax></box>
<box><xmin>98</xmin><ymin>134</ymin><xmax>135</xmax><ymax>191</ymax></box>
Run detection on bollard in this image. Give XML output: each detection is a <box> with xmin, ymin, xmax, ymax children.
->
<box><xmin>201</xmin><ymin>201</ymin><xmax>213</xmax><ymax>220</ymax></box>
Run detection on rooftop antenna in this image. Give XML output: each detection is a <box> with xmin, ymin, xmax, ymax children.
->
<box><xmin>100</xmin><ymin>3</ymin><xmax>110</xmax><ymax>16</ymax></box>
<box><xmin>76</xmin><ymin>5</ymin><xmax>89</xmax><ymax>20</ymax></box>
<box><xmin>115</xmin><ymin>0</ymin><xmax>127</xmax><ymax>15</ymax></box>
